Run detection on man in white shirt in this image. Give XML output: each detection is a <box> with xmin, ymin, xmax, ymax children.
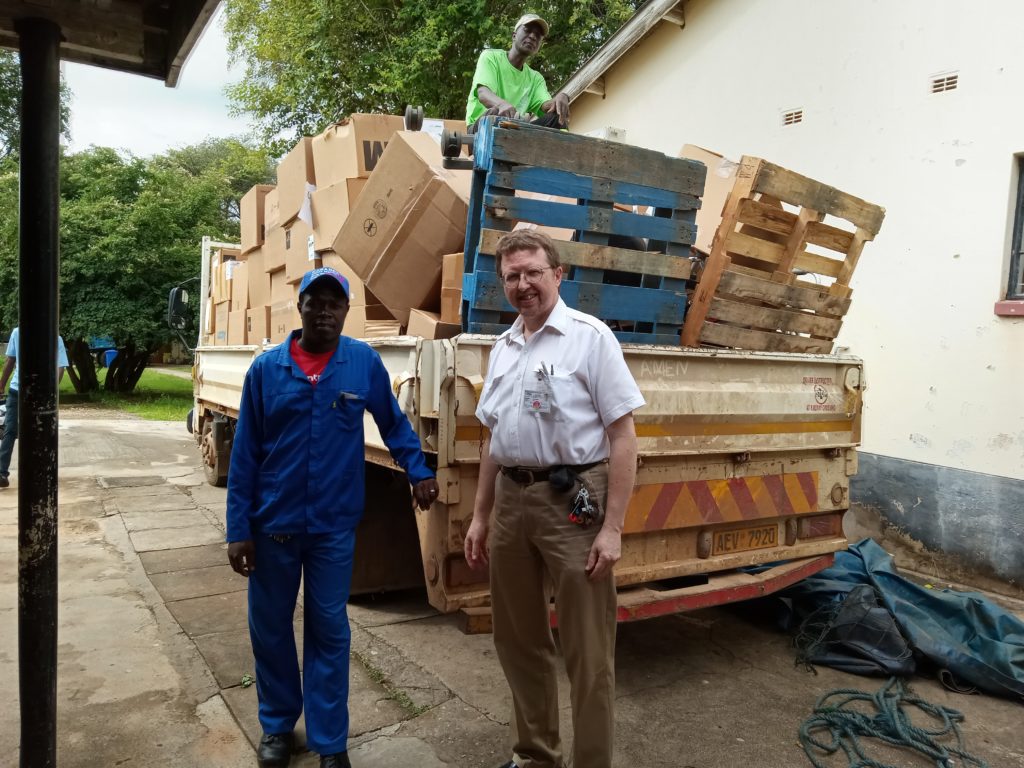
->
<box><xmin>464</xmin><ymin>230</ymin><xmax>644</xmax><ymax>768</ymax></box>
<box><xmin>0</xmin><ymin>326</ymin><xmax>68</xmax><ymax>487</ymax></box>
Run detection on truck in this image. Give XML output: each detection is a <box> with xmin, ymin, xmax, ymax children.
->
<box><xmin>174</xmin><ymin>120</ymin><xmax>877</xmax><ymax>630</ymax></box>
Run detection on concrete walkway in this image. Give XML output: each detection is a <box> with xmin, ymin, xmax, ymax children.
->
<box><xmin>2</xmin><ymin>414</ymin><xmax>1023</xmax><ymax>767</ymax></box>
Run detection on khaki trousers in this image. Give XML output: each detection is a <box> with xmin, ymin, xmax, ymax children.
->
<box><xmin>490</xmin><ymin>465</ymin><xmax>616</xmax><ymax>768</ymax></box>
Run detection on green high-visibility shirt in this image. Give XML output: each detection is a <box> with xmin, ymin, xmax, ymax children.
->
<box><xmin>465</xmin><ymin>49</ymin><xmax>552</xmax><ymax>125</ymax></box>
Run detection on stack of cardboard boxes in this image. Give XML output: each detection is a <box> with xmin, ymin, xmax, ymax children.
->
<box><xmin>214</xmin><ymin>113</ymin><xmax>471</xmax><ymax>346</ymax></box>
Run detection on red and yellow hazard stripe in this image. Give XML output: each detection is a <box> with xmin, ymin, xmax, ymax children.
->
<box><xmin>624</xmin><ymin>472</ymin><xmax>819</xmax><ymax>534</ymax></box>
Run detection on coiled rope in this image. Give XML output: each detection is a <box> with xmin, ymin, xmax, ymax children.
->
<box><xmin>799</xmin><ymin>677</ymin><xmax>989</xmax><ymax>768</ymax></box>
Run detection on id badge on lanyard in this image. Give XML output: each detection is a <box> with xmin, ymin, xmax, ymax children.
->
<box><xmin>524</xmin><ymin>361</ymin><xmax>554</xmax><ymax>414</ymax></box>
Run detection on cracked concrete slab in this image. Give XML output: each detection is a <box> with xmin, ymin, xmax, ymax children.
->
<box><xmin>350</xmin><ymin>625</ymin><xmax>452</xmax><ymax>712</ymax></box>
<box><xmin>121</xmin><ymin>507</ymin><xmax>213</xmax><ymax>532</ymax></box>
<box><xmin>139</xmin><ymin>542</ymin><xmax>228</xmax><ymax>574</ymax></box>
<box><xmin>166</xmin><ymin>590</ymin><xmax>249</xmax><ymax>637</ymax></box>
<box><xmin>148</xmin><ymin>563</ymin><xmax>244</xmax><ymax>602</ymax></box>
<box><xmin>97</xmin><ymin>475</ymin><xmax>167</xmax><ymax>488</ymax></box>
<box><xmin>129</xmin><ymin>523</ymin><xmax>226</xmax><ymax>552</ymax></box>
<box><xmin>194</xmin><ymin>629</ymin><xmax>254</xmax><ymax>690</ymax></box>
<box><xmin>107</xmin><ymin>493</ymin><xmax>198</xmax><ymax>515</ymax></box>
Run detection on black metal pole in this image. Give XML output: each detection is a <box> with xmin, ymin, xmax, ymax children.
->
<box><xmin>16</xmin><ymin>17</ymin><xmax>61</xmax><ymax>768</ymax></box>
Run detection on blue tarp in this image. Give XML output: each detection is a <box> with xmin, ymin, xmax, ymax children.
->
<box><xmin>764</xmin><ymin>539</ymin><xmax>1024</xmax><ymax>700</ymax></box>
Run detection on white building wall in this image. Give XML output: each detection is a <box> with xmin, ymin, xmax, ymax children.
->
<box><xmin>570</xmin><ymin>0</ymin><xmax>1024</xmax><ymax>482</ymax></box>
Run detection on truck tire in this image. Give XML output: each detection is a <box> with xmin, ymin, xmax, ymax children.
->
<box><xmin>200</xmin><ymin>417</ymin><xmax>231</xmax><ymax>487</ymax></box>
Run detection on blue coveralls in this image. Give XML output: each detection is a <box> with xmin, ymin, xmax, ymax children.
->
<box><xmin>226</xmin><ymin>331</ymin><xmax>433</xmax><ymax>754</ymax></box>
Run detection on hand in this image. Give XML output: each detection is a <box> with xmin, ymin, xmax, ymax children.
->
<box><xmin>464</xmin><ymin>517</ymin><xmax>490</xmax><ymax>571</ymax></box>
<box><xmin>585</xmin><ymin>527</ymin><xmax>621</xmax><ymax>581</ymax></box>
<box><xmin>496</xmin><ymin>102</ymin><xmax>518</xmax><ymax>118</ymax></box>
<box><xmin>412</xmin><ymin>478</ymin><xmax>440</xmax><ymax>510</ymax></box>
<box><xmin>553</xmin><ymin>92</ymin><xmax>570</xmax><ymax>127</ymax></box>
<box><xmin>228</xmin><ymin>540</ymin><xmax>255</xmax><ymax>577</ymax></box>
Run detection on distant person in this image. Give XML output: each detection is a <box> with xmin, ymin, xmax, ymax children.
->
<box><xmin>0</xmin><ymin>326</ymin><xmax>68</xmax><ymax>488</ymax></box>
<box><xmin>226</xmin><ymin>267</ymin><xmax>440</xmax><ymax>768</ymax></box>
<box><xmin>465</xmin><ymin>13</ymin><xmax>570</xmax><ymax>132</ymax></box>
<box><xmin>464</xmin><ymin>231</ymin><xmax>644</xmax><ymax>768</ymax></box>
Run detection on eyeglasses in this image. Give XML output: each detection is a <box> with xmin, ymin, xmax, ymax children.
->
<box><xmin>501</xmin><ymin>266</ymin><xmax>554</xmax><ymax>287</ymax></box>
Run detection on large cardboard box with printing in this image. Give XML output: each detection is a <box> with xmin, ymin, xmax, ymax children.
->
<box><xmin>228</xmin><ymin>309</ymin><xmax>247</xmax><ymax>345</ymax></box>
<box><xmin>333</xmin><ymin>131</ymin><xmax>471</xmax><ymax>324</ymax></box>
<box><xmin>241</xmin><ymin>184</ymin><xmax>274</xmax><ymax>254</ymax></box>
<box><xmin>270</xmin><ymin>268</ymin><xmax>293</xmax><ymax>306</ymax></box>
<box><xmin>407</xmin><ymin>309</ymin><xmax>459</xmax><ymax>340</ymax></box>
<box><xmin>247</xmin><ymin>248</ymin><xmax>271</xmax><ymax>308</ymax></box>
<box><xmin>320</xmin><ymin>251</ymin><xmax>368</xmax><ymax>307</ymax></box>
<box><xmin>277</xmin><ymin>137</ymin><xmax>315</xmax><ymax>226</ymax></box>
<box><xmin>264</xmin><ymin>188</ymin><xmax>281</xmax><ymax>231</ymax></box>
<box><xmin>264</xmin><ymin>226</ymin><xmax>286</xmax><ymax>272</ymax></box>
<box><xmin>214</xmin><ymin>301</ymin><xmax>230</xmax><ymax>345</ymax></box>
<box><xmin>230</xmin><ymin>261</ymin><xmax>249</xmax><ymax>312</ymax></box>
<box><xmin>312</xmin><ymin>114</ymin><xmax>405</xmax><ymax>188</ymax></box>
<box><xmin>269</xmin><ymin>301</ymin><xmax>298</xmax><ymax>344</ymax></box>
<box><xmin>283</xmin><ymin>220</ymin><xmax>320</xmax><ymax>284</ymax></box>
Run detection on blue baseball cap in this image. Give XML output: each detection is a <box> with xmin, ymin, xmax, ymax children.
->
<box><xmin>299</xmin><ymin>267</ymin><xmax>350</xmax><ymax>299</ymax></box>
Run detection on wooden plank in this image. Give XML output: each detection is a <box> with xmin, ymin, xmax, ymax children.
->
<box><xmin>488</xmin><ymin>166</ymin><xmax>701</xmax><ymax>212</ymax></box>
<box><xmin>483</xmin><ymin>230</ymin><xmax>693</xmax><ymax>280</ymax></box>
<box><xmin>774</xmin><ymin>207</ymin><xmax>823</xmax><ymax>282</ymax></box>
<box><xmin>468</xmin><ymin>271</ymin><xmax>687</xmax><ymax>324</ymax></box>
<box><xmin>805</xmin><ymin>220</ymin><xmax>855</xmax><ymax>253</ymax></box>
<box><xmin>717</xmin><ymin>269</ymin><xmax>851</xmax><ymax>316</ymax></box>
<box><xmin>744</xmin><ymin>156</ymin><xmax>886</xmax><ymax>235</ymax></box>
<box><xmin>724</xmin><ymin>230</ymin><xmax>786</xmax><ymax>265</ymax></box>
<box><xmin>707</xmin><ymin>297</ymin><xmax>843</xmax><ymax>337</ymax></box>
<box><xmin>485</xmin><ymin>193</ymin><xmax>697</xmax><ymax>244</ymax></box>
<box><xmin>832</xmin><ymin>227</ymin><xmax>871</xmax><ymax>290</ymax></box>
<box><xmin>736</xmin><ymin>198</ymin><xmax>797</xmax><ymax>236</ymax></box>
<box><xmin>458</xmin><ymin>606</ymin><xmax>493</xmax><ymax>635</ymax></box>
<box><xmin>488</xmin><ymin>123</ymin><xmax>706</xmax><ymax>197</ymax></box>
<box><xmin>793</xmin><ymin>250</ymin><xmax>843</xmax><ymax>278</ymax></box>
<box><xmin>699</xmin><ymin>322</ymin><xmax>833</xmax><ymax>354</ymax></box>
<box><xmin>0</xmin><ymin>0</ymin><xmax>146</xmax><ymax>63</ymax></box>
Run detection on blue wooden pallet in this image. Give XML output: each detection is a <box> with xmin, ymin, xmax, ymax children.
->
<box><xmin>460</xmin><ymin>118</ymin><xmax>707</xmax><ymax>340</ymax></box>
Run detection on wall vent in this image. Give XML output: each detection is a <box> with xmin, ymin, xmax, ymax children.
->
<box><xmin>782</xmin><ymin>108</ymin><xmax>803</xmax><ymax>126</ymax></box>
<box><xmin>931</xmin><ymin>72</ymin><xmax>959</xmax><ymax>93</ymax></box>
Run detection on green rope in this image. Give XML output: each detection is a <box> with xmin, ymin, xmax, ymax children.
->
<box><xmin>799</xmin><ymin>677</ymin><xmax>989</xmax><ymax>768</ymax></box>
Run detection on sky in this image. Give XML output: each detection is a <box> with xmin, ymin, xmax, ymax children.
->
<box><xmin>63</xmin><ymin>6</ymin><xmax>252</xmax><ymax>157</ymax></box>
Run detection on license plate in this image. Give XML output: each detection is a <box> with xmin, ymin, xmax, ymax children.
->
<box><xmin>711</xmin><ymin>524</ymin><xmax>778</xmax><ymax>556</ymax></box>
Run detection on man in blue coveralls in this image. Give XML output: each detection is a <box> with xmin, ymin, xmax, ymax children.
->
<box><xmin>226</xmin><ymin>266</ymin><xmax>440</xmax><ymax>768</ymax></box>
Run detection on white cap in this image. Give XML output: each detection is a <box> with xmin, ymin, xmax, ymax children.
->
<box><xmin>514</xmin><ymin>13</ymin><xmax>549</xmax><ymax>36</ymax></box>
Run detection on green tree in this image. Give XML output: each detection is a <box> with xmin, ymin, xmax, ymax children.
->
<box><xmin>0</xmin><ymin>51</ymin><xmax>73</xmax><ymax>159</ymax></box>
<box><xmin>223</xmin><ymin>0</ymin><xmax>641</xmax><ymax>153</ymax></box>
<box><xmin>0</xmin><ymin>139</ymin><xmax>275</xmax><ymax>393</ymax></box>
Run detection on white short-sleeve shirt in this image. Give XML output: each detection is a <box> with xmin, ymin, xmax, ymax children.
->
<box><xmin>476</xmin><ymin>298</ymin><xmax>645</xmax><ymax>467</ymax></box>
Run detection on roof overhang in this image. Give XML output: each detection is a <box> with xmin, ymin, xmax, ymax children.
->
<box><xmin>0</xmin><ymin>0</ymin><xmax>220</xmax><ymax>86</ymax></box>
<box><xmin>561</xmin><ymin>0</ymin><xmax>685</xmax><ymax>102</ymax></box>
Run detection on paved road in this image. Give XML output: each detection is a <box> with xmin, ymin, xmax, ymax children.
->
<box><xmin>1</xmin><ymin>413</ymin><xmax>1022</xmax><ymax>767</ymax></box>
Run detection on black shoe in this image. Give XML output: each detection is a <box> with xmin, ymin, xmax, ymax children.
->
<box><xmin>320</xmin><ymin>754</ymin><xmax>351</xmax><ymax>768</ymax></box>
<box><xmin>257</xmin><ymin>732</ymin><xmax>294</xmax><ymax>767</ymax></box>
<box><xmin>0</xmin><ymin>475</ymin><xmax>8</xmax><ymax>488</ymax></box>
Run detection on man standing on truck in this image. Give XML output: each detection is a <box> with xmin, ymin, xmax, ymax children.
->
<box><xmin>0</xmin><ymin>326</ymin><xmax>68</xmax><ymax>488</ymax></box>
<box><xmin>464</xmin><ymin>231</ymin><xmax>643</xmax><ymax>768</ymax></box>
<box><xmin>226</xmin><ymin>267</ymin><xmax>440</xmax><ymax>768</ymax></box>
<box><xmin>465</xmin><ymin>13</ymin><xmax>570</xmax><ymax>131</ymax></box>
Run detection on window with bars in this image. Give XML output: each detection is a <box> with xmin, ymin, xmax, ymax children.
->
<box><xmin>1007</xmin><ymin>157</ymin><xmax>1024</xmax><ymax>299</ymax></box>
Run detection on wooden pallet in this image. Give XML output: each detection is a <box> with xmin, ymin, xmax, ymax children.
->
<box><xmin>461</xmin><ymin>119</ymin><xmax>706</xmax><ymax>344</ymax></box>
<box><xmin>680</xmin><ymin>156</ymin><xmax>885</xmax><ymax>353</ymax></box>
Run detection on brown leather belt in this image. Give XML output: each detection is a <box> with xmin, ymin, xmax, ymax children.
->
<box><xmin>500</xmin><ymin>462</ymin><xmax>602</xmax><ymax>486</ymax></box>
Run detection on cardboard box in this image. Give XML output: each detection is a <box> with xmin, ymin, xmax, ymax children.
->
<box><xmin>241</xmin><ymin>184</ymin><xmax>274</xmax><ymax>254</ymax></box>
<box><xmin>214</xmin><ymin>301</ymin><xmax>230</xmax><ymax>345</ymax></box>
<box><xmin>311</xmin><ymin>182</ymin><xmax>352</xmax><ymax>253</ymax></box>
<box><xmin>407</xmin><ymin>309</ymin><xmax>460</xmax><ymax>340</ymax></box>
<box><xmin>230</xmin><ymin>261</ymin><xmax>249</xmax><ymax>312</ymax></box>
<box><xmin>345</xmin><ymin>304</ymin><xmax>401</xmax><ymax>339</ymax></box>
<box><xmin>247</xmin><ymin>306</ymin><xmax>271</xmax><ymax>345</ymax></box>
<box><xmin>269</xmin><ymin>301</ymin><xmax>299</xmax><ymax>344</ymax></box>
<box><xmin>319</xmin><ymin>251</ymin><xmax>368</xmax><ymax>306</ymax></box>
<box><xmin>441</xmin><ymin>252</ymin><xmax>462</xmax><ymax>288</ymax></box>
<box><xmin>264</xmin><ymin>188</ymin><xmax>281</xmax><ymax>231</ymax></box>
<box><xmin>212</xmin><ymin>258</ymin><xmax>241</xmax><ymax>304</ymax></box>
<box><xmin>347</xmin><ymin>177</ymin><xmax>367</xmax><ymax>207</ymax></box>
<box><xmin>440</xmin><ymin>288</ymin><xmax>462</xmax><ymax>325</ymax></box>
<box><xmin>283</xmin><ymin>220</ymin><xmax>321</xmax><ymax>284</ymax></box>
<box><xmin>228</xmin><ymin>309</ymin><xmax>247</xmax><ymax>345</ymax></box>
<box><xmin>204</xmin><ymin>297</ymin><xmax>215</xmax><ymax>335</ymax></box>
<box><xmin>264</xmin><ymin>226</ymin><xmax>286</xmax><ymax>272</ymax></box>
<box><xmin>270</xmin><ymin>268</ymin><xmax>293</xmax><ymax>305</ymax></box>
<box><xmin>247</xmin><ymin>248</ymin><xmax>271</xmax><ymax>308</ymax></box>
<box><xmin>312</xmin><ymin>114</ymin><xmax>405</xmax><ymax>188</ymax></box>
<box><xmin>334</xmin><ymin>132</ymin><xmax>471</xmax><ymax>323</ymax></box>
<box><xmin>277</xmin><ymin>137</ymin><xmax>315</xmax><ymax>226</ymax></box>
<box><xmin>678</xmin><ymin>144</ymin><xmax>738</xmax><ymax>255</ymax></box>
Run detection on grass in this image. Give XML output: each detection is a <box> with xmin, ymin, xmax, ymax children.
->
<box><xmin>60</xmin><ymin>366</ymin><xmax>194</xmax><ymax>422</ymax></box>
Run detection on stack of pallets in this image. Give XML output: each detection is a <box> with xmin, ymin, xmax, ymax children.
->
<box><xmin>681</xmin><ymin>156</ymin><xmax>885</xmax><ymax>353</ymax></box>
<box><xmin>461</xmin><ymin>119</ymin><xmax>706</xmax><ymax>345</ymax></box>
